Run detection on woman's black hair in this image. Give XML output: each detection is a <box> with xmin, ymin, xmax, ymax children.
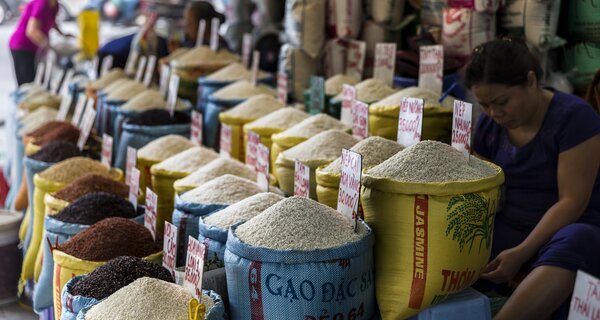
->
<box><xmin>464</xmin><ymin>37</ymin><xmax>544</xmax><ymax>89</ymax></box>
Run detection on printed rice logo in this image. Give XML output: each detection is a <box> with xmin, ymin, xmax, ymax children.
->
<box><xmin>445</xmin><ymin>193</ymin><xmax>495</xmax><ymax>254</ymax></box>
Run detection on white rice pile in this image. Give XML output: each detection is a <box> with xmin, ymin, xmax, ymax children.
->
<box><xmin>212</xmin><ymin>80</ymin><xmax>277</xmax><ymax>100</ymax></box>
<box><xmin>333</xmin><ymin>78</ymin><xmax>397</xmax><ymax>102</ymax></box>
<box><xmin>282</xmin><ymin>130</ymin><xmax>360</xmax><ymax>162</ymax></box>
<box><xmin>322</xmin><ymin>136</ymin><xmax>404</xmax><ymax>174</ymax></box>
<box><xmin>203</xmin><ymin>192</ymin><xmax>284</xmax><ymax>229</ymax></box>
<box><xmin>138</xmin><ymin>135</ymin><xmax>195</xmax><ymax>162</ymax></box>
<box><xmin>180</xmin><ymin>174</ymin><xmax>263</xmax><ymax>205</ymax></box>
<box><xmin>152</xmin><ymin>146</ymin><xmax>219</xmax><ymax>174</ymax></box>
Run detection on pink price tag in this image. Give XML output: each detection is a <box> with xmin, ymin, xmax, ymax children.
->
<box><xmin>184</xmin><ymin>236</ymin><xmax>206</xmax><ymax>300</ymax></box>
<box><xmin>340</xmin><ymin>84</ymin><xmax>356</xmax><ymax>126</ymax></box>
<box><xmin>346</xmin><ymin>40</ymin><xmax>366</xmax><ymax>80</ymax></box>
<box><xmin>128</xmin><ymin>167</ymin><xmax>140</xmax><ymax>208</ymax></box>
<box><xmin>251</xmin><ymin>51</ymin><xmax>260</xmax><ymax>86</ymax></box>
<box><xmin>220</xmin><ymin>124</ymin><xmax>232</xmax><ymax>158</ymax></box>
<box><xmin>77</xmin><ymin>100</ymin><xmax>97</xmax><ymax>150</ymax></box>
<box><xmin>397</xmin><ymin>97</ymin><xmax>424</xmax><ymax>148</ymax></box>
<box><xmin>245</xmin><ymin>131</ymin><xmax>260</xmax><ymax>170</ymax></box>
<box><xmin>374</xmin><ymin>43</ymin><xmax>397</xmax><ymax>86</ymax></box>
<box><xmin>242</xmin><ymin>33</ymin><xmax>252</xmax><ymax>68</ymax></box>
<box><xmin>101</xmin><ymin>134</ymin><xmax>113</xmax><ymax>168</ymax></box>
<box><xmin>125</xmin><ymin>146</ymin><xmax>137</xmax><ymax>187</ymax></box>
<box><xmin>144</xmin><ymin>187</ymin><xmax>158</xmax><ymax>240</ymax></box>
<box><xmin>191</xmin><ymin>111</ymin><xmax>203</xmax><ymax>146</ymax></box>
<box><xmin>256</xmin><ymin>143</ymin><xmax>270</xmax><ymax>191</ymax></box>
<box><xmin>419</xmin><ymin>45</ymin><xmax>444</xmax><ymax>96</ymax></box>
<box><xmin>277</xmin><ymin>71</ymin><xmax>288</xmax><ymax>105</ymax></box>
<box><xmin>162</xmin><ymin>222</ymin><xmax>178</xmax><ymax>278</ymax></box>
<box><xmin>337</xmin><ymin>149</ymin><xmax>363</xmax><ymax>231</ymax></box>
<box><xmin>352</xmin><ymin>100</ymin><xmax>369</xmax><ymax>139</ymax></box>
<box><xmin>293</xmin><ymin>160</ymin><xmax>310</xmax><ymax>198</ymax></box>
<box><xmin>451</xmin><ymin>100</ymin><xmax>473</xmax><ymax>158</ymax></box>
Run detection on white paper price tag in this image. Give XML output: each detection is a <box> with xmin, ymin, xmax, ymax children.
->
<box><xmin>125</xmin><ymin>50</ymin><xmax>139</xmax><ymax>76</ymax></box>
<box><xmin>184</xmin><ymin>236</ymin><xmax>205</xmax><ymax>300</ymax></box>
<box><xmin>50</xmin><ymin>69</ymin><xmax>65</xmax><ymax>95</ymax></box>
<box><xmin>277</xmin><ymin>71</ymin><xmax>288</xmax><ymax>105</ymax></box>
<box><xmin>34</xmin><ymin>62</ymin><xmax>45</xmax><ymax>85</ymax></box>
<box><xmin>56</xmin><ymin>94</ymin><xmax>72</xmax><ymax>121</ymax></box>
<box><xmin>125</xmin><ymin>147</ymin><xmax>137</xmax><ymax>187</ymax></box>
<box><xmin>90</xmin><ymin>56</ymin><xmax>99</xmax><ymax>81</ymax></box>
<box><xmin>242</xmin><ymin>33</ymin><xmax>252</xmax><ymax>68</ymax></box>
<box><xmin>346</xmin><ymin>40</ymin><xmax>366</xmax><ymax>80</ymax></box>
<box><xmin>167</xmin><ymin>75</ymin><xmax>180</xmax><ymax>116</ymax></box>
<box><xmin>100</xmin><ymin>55</ymin><xmax>113</xmax><ymax>77</ymax></box>
<box><xmin>128</xmin><ymin>167</ymin><xmax>140</xmax><ymax>208</ymax></box>
<box><xmin>210</xmin><ymin>17</ymin><xmax>220</xmax><ymax>51</ymax></box>
<box><xmin>374</xmin><ymin>43</ymin><xmax>397</xmax><ymax>86</ymax></box>
<box><xmin>143</xmin><ymin>55</ymin><xmax>157</xmax><ymax>88</ymax></box>
<box><xmin>352</xmin><ymin>100</ymin><xmax>369</xmax><ymax>139</ymax></box>
<box><xmin>191</xmin><ymin>111</ymin><xmax>203</xmax><ymax>146</ymax></box>
<box><xmin>250</xmin><ymin>51</ymin><xmax>260</xmax><ymax>86</ymax></box>
<box><xmin>256</xmin><ymin>143</ymin><xmax>270</xmax><ymax>191</ymax></box>
<box><xmin>219</xmin><ymin>124</ymin><xmax>232</xmax><ymax>158</ymax></box>
<box><xmin>43</xmin><ymin>58</ymin><xmax>54</xmax><ymax>89</ymax></box>
<box><xmin>159</xmin><ymin>64</ymin><xmax>171</xmax><ymax>99</ymax></box>
<box><xmin>196</xmin><ymin>20</ymin><xmax>207</xmax><ymax>47</ymax></box>
<box><xmin>101</xmin><ymin>134</ymin><xmax>113</xmax><ymax>168</ymax></box>
<box><xmin>294</xmin><ymin>160</ymin><xmax>310</xmax><ymax>198</ymax></box>
<box><xmin>144</xmin><ymin>187</ymin><xmax>158</xmax><ymax>240</ymax></box>
<box><xmin>569</xmin><ymin>270</ymin><xmax>600</xmax><ymax>320</ymax></box>
<box><xmin>134</xmin><ymin>56</ymin><xmax>147</xmax><ymax>83</ymax></box>
<box><xmin>71</xmin><ymin>96</ymin><xmax>86</xmax><ymax>126</ymax></box>
<box><xmin>397</xmin><ymin>97</ymin><xmax>424</xmax><ymax>148</ymax></box>
<box><xmin>77</xmin><ymin>99</ymin><xmax>97</xmax><ymax>150</ymax></box>
<box><xmin>340</xmin><ymin>84</ymin><xmax>356</xmax><ymax>126</ymax></box>
<box><xmin>451</xmin><ymin>100</ymin><xmax>473</xmax><ymax>158</ymax></box>
<box><xmin>59</xmin><ymin>69</ymin><xmax>74</xmax><ymax>97</ymax></box>
<box><xmin>337</xmin><ymin>149</ymin><xmax>362</xmax><ymax>230</ymax></box>
<box><xmin>162</xmin><ymin>221</ymin><xmax>178</xmax><ymax>278</ymax></box>
<box><xmin>245</xmin><ymin>131</ymin><xmax>260</xmax><ymax>170</ymax></box>
<box><xmin>419</xmin><ymin>45</ymin><xmax>444</xmax><ymax>96</ymax></box>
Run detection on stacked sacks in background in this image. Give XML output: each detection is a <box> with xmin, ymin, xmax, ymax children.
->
<box><xmin>100</xmin><ymin>80</ymin><xmax>147</xmax><ymax>138</ymax></box>
<box><xmin>360</xmin><ymin>141</ymin><xmax>504</xmax><ymax>319</ymax></box>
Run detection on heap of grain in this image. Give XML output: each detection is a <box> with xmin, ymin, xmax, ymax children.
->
<box><xmin>224</xmin><ymin>197</ymin><xmax>376</xmax><ymax>319</ymax></box>
<box><xmin>89</xmin><ymin>69</ymin><xmax>127</xmax><ymax>91</ymax></box>
<box><xmin>52</xmin><ymin>175</ymin><xmax>129</xmax><ymax>203</ymax></box>
<box><xmin>219</xmin><ymin>94</ymin><xmax>284</xmax><ymax>160</ymax></box>
<box><xmin>173</xmin><ymin>158</ymin><xmax>257</xmax><ymax>194</ymax></box>
<box><xmin>20</xmin><ymin>91</ymin><xmax>61</xmax><ymax>111</ymax></box>
<box><xmin>368</xmin><ymin>86</ymin><xmax>456</xmax><ymax>142</ymax></box>
<box><xmin>276</xmin><ymin>129</ymin><xmax>359</xmax><ymax>196</ymax></box>
<box><xmin>120</xmin><ymin>89</ymin><xmax>187</xmax><ymax>112</ymax></box>
<box><xmin>105</xmin><ymin>80</ymin><xmax>147</xmax><ymax>102</ymax></box>
<box><xmin>206</xmin><ymin>62</ymin><xmax>269</xmax><ymax>82</ymax></box>
<box><xmin>332</xmin><ymin>78</ymin><xmax>397</xmax><ymax>103</ymax></box>
<box><xmin>325</xmin><ymin>74</ymin><xmax>361</xmax><ymax>96</ymax></box>
<box><xmin>316</xmin><ymin>136</ymin><xmax>404</xmax><ymax>208</ymax></box>
<box><xmin>28</xmin><ymin>141</ymin><xmax>82</xmax><ymax>163</ymax></box>
<box><xmin>181</xmin><ymin>174</ymin><xmax>263</xmax><ymax>206</ymax></box>
<box><xmin>39</xmin><ymin>157</ymin><xmax>120</xmax><ymax>184</ymax></box>
<box><xmin>211</xmin><ymin>80</ymin><xmax>277</xmax><ymax>100</ymax></box>
<box><xmin>360</xmin><ymin>140</ymin><xmax>504</xmax><ymax>319</ymax></box>
<box><xmin>17</xmin><ymin>107</ymin><xmax>58</xmax><ymax>136</ymax></box>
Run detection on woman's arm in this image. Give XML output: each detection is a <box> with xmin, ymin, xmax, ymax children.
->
<box><xmin>26</xmin><ymin>17</ymin><xmax>50</xmax><ymax>48</ymax></box>
<box><xmin>482</xmin><ymin>134</ymin><xmax>600</xmax><ymax>283</ymax></box>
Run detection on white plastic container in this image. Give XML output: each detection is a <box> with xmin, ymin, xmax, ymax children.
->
<box><xmin>0</xmin><ymin>210</ymin><xmax>23</xmax><ymax>305</ymax></box>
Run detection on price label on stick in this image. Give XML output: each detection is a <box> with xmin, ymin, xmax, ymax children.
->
<box><xmin>337</xmin><ymin>149</ymin><xmax>363</xmax><ymax>231</ymax></box>
<box><xmin>294</xmin><ymin>160</ymin><xmax>310</xmax><ymax>198</ymax></box>
<box><xmin>242</xmin><ymin>33</ymin><xmax>252</xmax><ymax>68</ymax></box>
<box><xmin>128</xmin><ymin>167</ymin><xmax>140</xmax><ymax>208</ymax></box>
<box><xmin>196</xmin><ymin>20</ymin><xmax>207</xmax><ymax>47</ymax></box>
<box><xmin>56</xmin><ymin>94</ymin><xmax>72</xmax><ymax>121</ymax></box>
<box><xmin>134</xmin><ymin>56</ymin><xmax>147</xmax><ymax>83</ymax></box>
<box><xmin>256</xmin><ymin>143</ymin><xmax>270</xmax><ymax>191</ymax></box>
<box><xmin>397</xmin><ymin>97</ymin><xmax>424</xmax><ymax>148</ymax></box>
<box><xmin>162</xmin><ymin>222</ymin><xmax>178</xmax><ymax>278</ymax></box>
<box><xmin>419</xmin><ymin>45</ymin><xmax>444</xmax><ymax>96</ymax></box>
<box><xmin>143</xmin><ymin>55</ymin><xmax>157</xmax><ymax>87</ymax></box>
<box><xmin>277</xmin><ymin>71</ymin><xmax>288</xmax><ymax>105</ymax></box>
<box><xmin>126</xmin><ymin>146</ymin><xmax>137</xmax><ymax>185</ymax></box>
<box><xmin>167</xmin><ymin>74</ymin><xmax>180</xmax><ymax>116</ymax></box>
<box><xmin>219</xmin><ymin>124</ymin><xmax>232</xmax><ymax>158</ymax></box>
<box><xmin>309</xmin><ymin>76</ymin><xmax>325</xmax><ymax>114</ymax></box>
<box><xmin>101</xmin><ymin>134</ymin><xmax>113</xmax><ymax>168</ymax></box>
<box><xmin>210</xmin><ymin>17</ymin><xmax>220</xmax><ymax>51</ymax></box>
<box><xmin>250</xmin><ymin>51</ymin><xmax>260</xmax><ymax>86</ymax></box>
<box><xmin>346</xmin><ymin>40</ymin><xmax>366</xmax><ymax>80</ymax></box>
<box><xmin>50</xmin><ymin>69</ymin><xmax>65</xmax><ymax>95</ymax></box>
<box><xmin>100</xmin><ymin>55</ymin><xmax>113</xmax><ymax>77</ymax></box>
<box><xmin>184</xmin><ymin>236</ymin><xmax>205</xmax><ymax>300</ymax></box>
<box><xmin>59</xmin><ymin>69</ymin><xmax>74</xmax><ymax>97</ymax></box>
<box><xmin>451</xmin><ymin>100</ymin><xmax>473</xmax><ymax>158</ymax></box>
<box><xmin>340</xmin><ymin>84</ymin><xmax>356</xmax><ymax>126</ymax></box>
<box><xmin>245</xmin><ymin>131</ymin><xmax>260</xmax><ymax>170</ymax></box>
<box><xmin>352</xmin><ymin>100</ymin><xmax>369</xmax><ymax>139</ymax></box>
<box><xmin>43</xmin><ymin>58</ymin><xmax>54</xmax><ymax>90</ymax></box>
<box><xmin>144</xmin><ymin>187</ymin><xmax>158</xmax><ymax>240</ymax></box>
<box><xmin>159</xmin><ymin>64</ymin><xmax>171</xmax><ymax>99</ymax></box>
<box><xmin>191</xmin><ymin>111</ymin><xmax>203</xmax><ymax>146</ymax></box>
<box><xmin>90</xmin><ymin>56</ymin><xmax>99</xmax><ymax>81</ymax></box>
<box><xmin>374</xmin><ymin>43</ymin><xmax>397</xmax><ymax>86</ymax></box>
<box><xmin>125</xmin><ymin>50</ymin><xmax>139</xmax><ymax>76</ymax></box>
<box><xmin>569</xmin><ymin>270</ymin><xmax>600</xmax><ymax>320</ymax></box>
<box><xmin>71</xmin><ymin>96</ymin><xmax>86</xmax><ymax>126</ymax></box>
<box><xmin>34</xmin><ymin>62</ymin><xmax>45</xmax><ymax>85</ymax></box>
<box><xmin>77</xmin><ymin>99</ymin><xmax>97</xmax><ymax>150</ymax></box>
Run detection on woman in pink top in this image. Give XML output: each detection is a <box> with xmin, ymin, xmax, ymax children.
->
<box><xmin>9</xmin><ymin>0</ymin><xmax>70</xmax><ymax>86</ymax></box>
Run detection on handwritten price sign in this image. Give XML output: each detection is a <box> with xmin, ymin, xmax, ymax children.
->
<box><xmin>256</xmin><ymin>143</ymin><xmax>270</xmax><ymax>191</ymax></box>
<box><xmin>397</xmin><ymin>97</ymin><xmax>424</xmax><ymax>148</ymax></box>
<box><xmin>352</xmin><ymin>100</ymin><xmax>369</xmax><ymax>139</ymax></box>
<box><xmin>277</xmin><ymin>71</ymin><xmax>288</xmax><ymax>105</ymax></box>
<box><xmin>220</xmin><ymin>124</ymin><xmax>232</xmax><ymax>158</ymax></box>
<box><xmin>144</xmin><ymin>187</ymin><xmax>158</xmax><ymax>240</ymax></box>
<box><xmin>346</xmin><ymin>40</ymin><xmax>366</xmax><ymax>80</ymax></box>
<box><xmin>128</xmin><ymin>167</ymin><xmax>140</xmax><ymax>208</ymax></box>
<box><xmin>340</xmin><ymin>84</ymin><xmax>356</xmax><ymax>126</ymax></box>
<box><xmin>191</xmin><ymin>111</ymin><xmax>203</xmax><ymax>146</ymax></box>
<box><xmin>162</xmin><ymin>222</ymin><xmax>178</xmax><ymax>278</ymax></box>
<box><xmin>101</xmin><ymin>134</ymin><xmax>113</xmax><ymax>168</ymax></box>
<box><xmin>245</xmin><ymin>131</ymin><xmax>260</xmax><ymax>170</ymax></box>
<box><xmin>294</xmin><ymin>160</ymin><xmax>310</xmax><ymax>198</ymax></box>
<box><xmin>337</xmin><ymin>149</ymin><xmax>363</xmax><ymax>231</ymax></box>
<box><xmin>374</xmin><ymin>43</ymin><xmax>397</xmax><ymax>86</ymax></box>
<box><xmin>569</xmin><ymin>270</ymin><xmax>600</xmax><ymax>320</ymax></box>
<box><xmin>451</xmin><ymin>100</ymin><xmax>472</xmax><ymax>158</ymax></box>
<box><xmin>419</xmin><ymin>45</ymin><xmax>444</xmax><ymax>96</ymax></box>
<box><xmin>184</xmin><ymin>236</ymin><xmax>205</xmax><ymax>300</ymax></box>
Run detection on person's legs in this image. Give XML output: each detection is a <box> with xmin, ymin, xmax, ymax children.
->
<box><xmin>11</xmin><ymin>49</ymin><xmax>36</xmax><ymax>86</ymax></box>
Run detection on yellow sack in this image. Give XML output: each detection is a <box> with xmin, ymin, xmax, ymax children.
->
<box><xmin>275</xmin><ymin>155</ymin><xmax>332</xmax><ymax>198</ymax></box>
<box><xmin>33</xmin><ymin>194</ymin><xmax>70</xmax><ymax>282</ymax></box>
<box><xmin>270</xmin><ymin>136</ymin><xmax>306</xmax><ymax>178</ymax></box>
<box><xmin>52</xmin><ymin>250</ymin><xmax>162</xmax><ymax>319</ymax></box>
<box><xmin>218</xmin><ymin>121</ymin><xmax>245</xmax><ymax>161</ymax></box>
<box><xmin>78</xmin><ymin>9</ymin><xmax>100</xmax><ymax>59</ymax></box>
<box><xmin>25</xmin><ymin>142</ymin><xmax>41</xmax><ymax>156</ymax></box>
<box><xmin>150</xmin><ymin>168</ymin><xmax>188</xmax><ymax>235</ymax></box>
<box><xmin>137</xmin><ymin>156</ymin><xmax>159</xmax><ymax>203</ymax></box>
<box><xmin>315</xmin><ymin>166</ymin><xmax>342</xmax><ymax>209</ymax></box>
<box><xmin>19</xmin><ymin>208</ymin><xmax>30</xmax><ymax>242</ymax></box>
<box><xmin>360</xmin><ymin>163</ymin><xmax>504</xmax><ymax>319</ymax></box>
<box><xmin>369</xmin><ymin>105</ymin><xmax>453</xmax><ymax>144</ymax></box>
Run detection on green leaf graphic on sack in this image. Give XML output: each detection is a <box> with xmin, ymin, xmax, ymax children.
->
<box><xmin>445</xmin><ymin>193</ymin><xmax>495</xmax><ymax>254</ymax></box>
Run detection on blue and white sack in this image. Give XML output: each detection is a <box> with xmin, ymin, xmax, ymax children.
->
<box><xmin>60</xmin><ymin>276</ymin><xmax>100</xmax><ymax>320</ymax></box>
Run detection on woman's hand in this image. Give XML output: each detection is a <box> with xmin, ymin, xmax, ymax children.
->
<box><xmin>481</xmin><ymin>246</ymin><xmax>530</xmax><ymax>284</ymax></box>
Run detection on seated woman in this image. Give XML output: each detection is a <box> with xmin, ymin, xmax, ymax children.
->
<box><xmin>467</xmin><ymin>38</ymin><xmax>600</xmax><ymax>320</ymax></box>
